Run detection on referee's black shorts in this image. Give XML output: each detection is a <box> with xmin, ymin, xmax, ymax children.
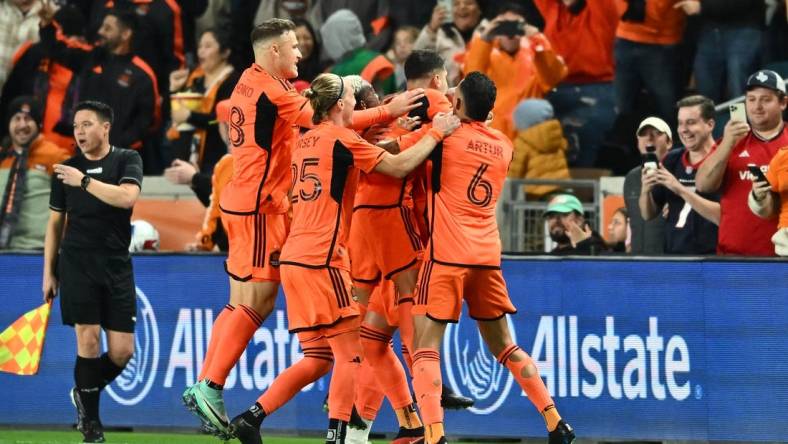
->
<box><xmin>58</xmin><ymin>248</ymin><xmax>137</xmax><ymax>333</ymax></box>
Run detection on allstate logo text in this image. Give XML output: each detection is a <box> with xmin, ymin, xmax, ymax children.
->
<box><xmin>444</xmin><ymin>315</ymin><xmax>692</xmax><ymax>415</ymax></box>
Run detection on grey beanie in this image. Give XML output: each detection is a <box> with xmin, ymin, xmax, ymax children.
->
<box><xmin>514</xmin><ymin>99</ymin><xmax>554</xmax><ymax>131</ymax></box>
<box><xmin>320</xmin><ymin>9</ymin><xmax>366</xmax><ymax>62</ymax></box>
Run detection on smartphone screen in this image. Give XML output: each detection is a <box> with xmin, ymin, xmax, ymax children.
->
<box><xmin>729</xmin><ymin>103</ymin><xmax>746</xmax><ymax>122</ymax></box>
<box><xmin>748</xmin><ymin>164</ymin><xmax>769</xmax><ymax>184</ymax></box>
<box><xmin>493</xmin><ymin>21</ymin><xmax>524</xmax><ymax>37</ymax></box>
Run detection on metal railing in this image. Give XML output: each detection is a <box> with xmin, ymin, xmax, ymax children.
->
<box><xmin>497</xmin><ymin>178</ymin><xmax>600</xmax><ymax>253</ymax></box>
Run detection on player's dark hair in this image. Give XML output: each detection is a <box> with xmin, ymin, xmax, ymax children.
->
<box><xmin>459</xmin><ymin>72</ymin><xmax>496</xmax><ymax>122</ymax></box>
<box><xmin>75</xmin><ymin>101</ymin><xmax>114</xmax><ymax>125</ymax></box>
<box><xmin>404</xmin><ymin>50</ymin><xmax>445</xmax><ymax>81</ymax></box>
<box><xmin>251</xmin><ymin>18</ymin><xmax>296</xmax><ymax>47</ymax></box>
<box><xmin>676</xmin><ymin>95</ymin><xmax>716</xmax><ymax>121</ymax></box>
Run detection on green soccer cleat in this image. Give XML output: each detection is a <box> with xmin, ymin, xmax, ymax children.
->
<box><xmin>190</xmin><ymin>380</ymin><xmax>231</xmax><ymax>438</ymax></box>
<box><xmin>183</xmin><ymin>384</ymin><xmax>223</xmax><ymax>437</ymax></box>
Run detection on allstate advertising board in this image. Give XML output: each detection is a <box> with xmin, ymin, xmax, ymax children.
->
<box><xmin>1</xmin><ymin>254</ymin><xmax>787</xmax><ymax>441</ymax></box>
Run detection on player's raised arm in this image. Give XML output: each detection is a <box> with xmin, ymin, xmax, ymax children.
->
<box><xmin>374</xmin><ymin>112</ymin><xmax>460</xmax><ymax>179</ymax></box>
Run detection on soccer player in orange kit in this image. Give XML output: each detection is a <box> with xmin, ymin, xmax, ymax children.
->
<box><xmin>410</xmin><ymin>72</ymin><xmax>576</xmax><ymax>444</ymax></box>
<box><xmin>227</xmin><ymin>73</ymin><xmax>460</xmax><ymax>444</ymax></box>
<box><xmin>183</xmin><ymin>18</ymin><xmax>425</xmax><ymax>438</ymax></box>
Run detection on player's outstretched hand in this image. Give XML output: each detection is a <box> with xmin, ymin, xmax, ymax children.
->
<box><xmin>43</xmin><ymin>273</ymin><xmax>58</xmax><ymax>303</ymax></box>
<box><xmin>386</xmin><ymin>89</ymin><xmax>426</xmax><ymax>117</ymax></box>
<box><xmin>432</xmin><ymin>112</ymin><xmax>461</xmax><ymax>137</ymax></box>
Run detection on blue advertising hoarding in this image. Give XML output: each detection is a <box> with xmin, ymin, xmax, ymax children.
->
<box><xmin>1</xmin><ymin>254</ymin><xmax>787</xmax><ymax>441</ymax></box>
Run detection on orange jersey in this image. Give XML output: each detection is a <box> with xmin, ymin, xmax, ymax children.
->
<box><xmin>424</xmin><ymin>122</ymin><xmax>513</xmax><ymax>267</ymax></box>
<box><xmin>353</xmin><ymin>89</ymin><xmax>451</xmax><ymax>209</ymax></box>
<box><xmin>220</xmin><ymin>64</ymin><xmax>313</xmax><ymax>215</ymax></box>
<box><xmin>281</xmin><ymin>122</ymin><xmax>387</xmax><ymax>269</ymax></box>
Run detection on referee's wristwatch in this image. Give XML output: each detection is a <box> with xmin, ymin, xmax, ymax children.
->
<box><xmin>81</xmin><ymin>174</ymin><xmax>91</xmax><ymax>191</ymax></box>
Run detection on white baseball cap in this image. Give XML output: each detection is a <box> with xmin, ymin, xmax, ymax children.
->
<box><xmin>637</xmin><ymin>117</ymin><xmax>672</xmax><ymax>141</ymax></box>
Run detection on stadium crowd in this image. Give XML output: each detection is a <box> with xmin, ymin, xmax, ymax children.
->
<box><xmin>0</xmin><ymin>0</ymin><xmax>787</xmax><ymax>256</ymax></box>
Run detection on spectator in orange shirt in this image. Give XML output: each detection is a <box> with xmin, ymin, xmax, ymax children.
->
<box><xmin>614</xmin><ymin>0</ymin><xmax>686</xmax><ymax>128</ymax></box>
<box><xmin>533</xmin><ymin>0</ymin><xmax>619</xmax><ymax>167</ymax></box>
<box><xmin>464</xmin><ymin>2</ymin><xmax>568</xmax><ymax>140</ymax></box>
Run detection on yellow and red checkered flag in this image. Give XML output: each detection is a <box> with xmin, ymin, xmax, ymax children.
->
<box><xmin>0</xmin><ymin>302</ymin><xmax>51</xmax><ymax>375</ymax></box>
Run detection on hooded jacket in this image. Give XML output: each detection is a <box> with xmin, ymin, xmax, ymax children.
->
<box><xmin>510</xmin><ymin>119</ymin><xmax>569</xmax><ymax>198</ymax></box>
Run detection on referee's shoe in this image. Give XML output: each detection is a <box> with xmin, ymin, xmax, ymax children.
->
<box><xmin>70</xmin><ymin>388</ymin><xmax>105</xmax><ymax>443</ymax></box>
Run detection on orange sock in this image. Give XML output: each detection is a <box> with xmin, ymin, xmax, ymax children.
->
<box><xmin>397</xmin><ymin>296</ymin><xmax>415</xmax><ymax>376</ymax></box>
<box><xmin>397</xmin><ymin>297</ymin><xmax>415</xmax><ymax>351</ymax></box>
<box><xmin>355</xmin><ymin>356</ymin><xmax>385</xmax><ymax>420</ymax></box>
<box><xmin>360</xmin><ymin>324</ymin><xmax>412</xmax><ymax>410</ymax></box>
<box><xmin>203</xmin><ymin>304</ymin><xmax>262</xmax><ymax>386</ymax></box>
<box><xmin>497</xmin><ymin>344</ymin><xmax>560</xmax><ymax>430</ymax></box>
<box><xmin>401</xmin><ymin>344</ymin><xmax>413</xmax><ymax>377</ymax></box>
<box><xmin>412</xmin><ymin>348</ymin><xmax>443</xmax><ymax>426</ymax></box>
<box><xmin>326</xmin><ymin>328</ymin><xmax>363</xmax><ymax>422</ymax></box>
<box><xmin>257</xmin><ymin>344</ymin><xmax>333</xmax><ymax>415</ymax></box>
<box><xmin>198</xmin><ymin>304</ymin><xmax>234</xmax><ymax>381</ymax></box>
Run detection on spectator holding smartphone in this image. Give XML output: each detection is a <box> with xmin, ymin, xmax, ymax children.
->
<box><xmin>464</xmin><ymin>2</ymin><xmax>567</xmax><ymax>140</ymax></box>
<box><xmin>639</xmin><ymin>95</ymin><xmax>720</xmax><ymax>254</ymax></box>
<box><xmin>544</xmin><ymin>193</ymin><xmax>607</xmax><ymax>255</ymax></box>
<box><xmin>749</xmin><ymin>149</ymin><xmax>788</xmax><ymax>257</ymax></box>
<box><xmin>696</xmin><ymin>70</ymin><xmax>788</xmax><ymax>256</ymax></box>
<box><xmin>624</xmin><ymin>116</ymin><xmax>673</xmax><ymax>254</ymax></box>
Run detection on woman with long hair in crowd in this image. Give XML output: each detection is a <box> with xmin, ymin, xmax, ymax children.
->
<box><xmin>165</xmin><ymin>28</ymin><xmax>240</xmax><ymax>204</ymax></box>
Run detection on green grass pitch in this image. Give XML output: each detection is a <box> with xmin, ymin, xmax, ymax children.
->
<box><xmin>0</xmin><ymin>430</ymin><xmax>373</xmax><ymax>444</ymax></box>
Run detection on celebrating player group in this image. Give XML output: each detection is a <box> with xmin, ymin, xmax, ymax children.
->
<box><xmin>180</xmin><ymin>18</ymin><xmax>577</xmax><ymax>444</ymax></box>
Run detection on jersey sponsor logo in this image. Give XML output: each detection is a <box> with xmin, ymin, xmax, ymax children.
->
<box><xmin>739</xmin><ymin>165</ymin><xmax>768</xmax><ymax>181</ymax></box>
<box><xmin>117</xmin><ymin>70</ymin><xmax>132</xmax><ymax>88</ymax></box>
<box><xmin>444</xmin><ymin>315</ymin><xmax>517</xmax><ymax>415</ymax></box>
<box><xmin>86</xmin><ymin>167</ymin><xmax>103</xmax><ymax>174</ymax></box>
<box><xmin>105</xmin><ymin>287</ymin><xmax>160</xmax><ymax>406</ymax></box>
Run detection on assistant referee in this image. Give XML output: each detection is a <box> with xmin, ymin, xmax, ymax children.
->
<box><xmin>43</xmin><ymin>100</ymin><xmax>143</xmax><ymax>443</ymax></box>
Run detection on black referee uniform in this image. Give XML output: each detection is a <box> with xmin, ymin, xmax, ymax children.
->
<box><xmin>49</xmin><ymin>146</ymin><xmax>143</xmax><ymax>332</ymax></box>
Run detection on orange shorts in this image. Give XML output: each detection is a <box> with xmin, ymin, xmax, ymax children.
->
<box><xmin>412</xmin><ymin>261</ymin><xmax>517</xmax><ymax>323</ymax></box>
<box><xmin>348</xmin><ymin>207</ymin><xmax>422</xmax><ymax>288</ymax></box>
<box><xmin>281</xmin><ymin>264</ymin><xmax>360</xmax><ymax>333</ymax></box>
<box><xmin>366</xmin><ymin>279</ymin><xmax>399</xmax><ymax>327</ymax></box>
<box><xmin>221</xmin><ymin>212</ymin><xmax>288</xmax><ymax>282</ymax></box>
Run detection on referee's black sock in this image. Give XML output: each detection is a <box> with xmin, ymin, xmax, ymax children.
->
<box><xmin>98</xmin><ymin>353</ymin><xmax>125</xmax><ymax>389</ymax></box>
<box><xmin>75</xmin><ymin>356</ymin><xmax>102</xmax><ymax>421</ymax></box>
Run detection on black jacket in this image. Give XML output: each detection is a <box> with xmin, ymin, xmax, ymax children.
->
<box><xmin>699</xmin><ymin>0</ymin><xmax>765</xmax><ymax>28</ymax></box>
<box><xmin>38</xmin><ymin>21</ymin><xmax>160</xmax><ymax>151</ymax></box>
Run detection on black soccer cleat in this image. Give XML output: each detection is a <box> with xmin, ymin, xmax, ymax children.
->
<box><xmin>230</xmin><ymin>414</ymin><xmax>263</xmax><ymax>444</ymax></box>
<box><xmin>80</xmin><ymin>419</ymin><xmax>105</xmax><ymax>443</ymax></box>
<box><xmin>391</xmin><ymin>425</ymin><xmax>425</xmax><ymax>444</ymax></box>
<box><xmin>548</xmin><ymin>420</ymin><xmax>575</xmax><ymax>444</ymax></box>
<box><xmin>440</xmin><ymin>384</ymin><xmax>474</xmax><ymax>410</ymax></box>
